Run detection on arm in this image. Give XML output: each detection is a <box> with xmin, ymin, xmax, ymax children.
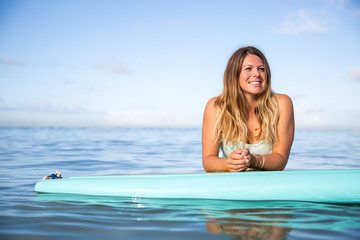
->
<box><xmin>202</xmin><ymin>98</ymin><xmax>249</xmax><ymax>172</ymax></box>
<box><xmin>249</xmin><ymin>94</ymin><xmax>295</xmax><ymax>170</ymax></box>
<box><xmin>202</xmin><ymin>97</ymin><xmax>225</xmax><ymax>172</ymax></box>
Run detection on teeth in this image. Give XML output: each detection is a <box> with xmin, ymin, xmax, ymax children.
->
<box><xmin>249</xmin><ymin>82</ymin><xmax>261</xmax><ymax>85</ymax></box>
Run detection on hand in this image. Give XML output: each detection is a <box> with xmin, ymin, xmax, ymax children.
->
<box><xmin>226</xmin><ymin>148</ymin><xmax>250</xmax><ymax>172</ymax></box>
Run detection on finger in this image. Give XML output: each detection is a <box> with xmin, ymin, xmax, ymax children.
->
<box><xmin>242</xmin><ymin>148</ymin><xmax>250</xmax><ymax>155</ymax></box>
<box><xmin>229</xmin><ymin>168</ymin><xmax>241</xmax><ymax>172</ymax></box>
<box><xmin>228</xmin><ymin>152</ymin><xmax>244</xmax><ymax>160</ymax></box>
<box><xmin>228</xmin><ymin>163</ymin><xmax>247</xmax><ymax>171</ymax></box>
<box><xmin>229</xmin><ymin>165</ymin><xmax>247</xmax><ymax>172</ymax></box>
<box><xmin>228</xmin><ymin>164</ymin><xmax>243</xmax><ymax>172</ymax></box>
<box><xmin>231</xmin><ymin>148</ymin><xmax>244</xmax><ymax>155</ymax></box>
<box><xmin>229</xmin><ymin>159</ymin><xmax>249</xmax><ymax>165</ymax></box>
<box><xmin>227</xmin><ymin>162</ymin><xmax>245</xmax><ymax>170</ymax></box>
<box><xmin>240</xmin><ymin>152</ymin><xmax>247</xmax><ymax>158</ymax></box>
<box><xmin>228</xmin><ymin>151</ymin><xmax>249</xmax><ymax>160</ymax></box>
<box><xmin>227</xmin><ymin>158</ymin><xmax>237</xmax><ymax>165</ymax></box>
<box><xmin>234</xmin><ymin>148</ymin><xmax>242</xmax><ymax>153</ymax></box>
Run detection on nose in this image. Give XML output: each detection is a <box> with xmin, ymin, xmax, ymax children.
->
<box><xmin>252</xmin><ymin>68</ymin><xmax>260</xmax><ymax>77</ymax></box>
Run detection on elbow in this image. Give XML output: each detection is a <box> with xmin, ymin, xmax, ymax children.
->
<box><xmin>267</xmin><ymin>153</ymin><xmax>288</xmax><ymax>171</ymax></box>
<box><xmin>277</xmin><ymin>157</ymin><xmax>289</xmax><ymax>171</ymax></box>
<box><xmin>202</xmin><ymin>159</ymin><xmax>212</xmax><ymax>173</ymax></box>
<box><xmin>277</xmin><ymin>165</ymin><xmax>286</xmax><ymax>171</ymax></box>
<box><xmin>269</xmin><ymin>165</ymin><xmax>286</xmax><ymax>171</ymax></box>
<box><xmin>266</xmin><ymin>166</ymin><xmax>285</xmax><ymax>171</ymax></box>
<box><xmin>202</xmin><ymin>155</ymin><xmax>223</xmax><ymax>173</ymax></box>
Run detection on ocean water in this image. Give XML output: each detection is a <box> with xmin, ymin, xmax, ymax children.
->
<box><xmin>0</xmin><ymin>128</ymin><xmax>359</xmax><ymax>239</ymax></box>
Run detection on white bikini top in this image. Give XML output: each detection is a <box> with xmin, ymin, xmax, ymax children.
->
<box><xmin>219</xmin><ymin>140</ymin><xmax>273</xmax><ymax>158</ymax></box>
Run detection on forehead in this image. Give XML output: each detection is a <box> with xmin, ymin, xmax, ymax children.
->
<box><xmin>242</xmin><ymin>54</ymin><xmax>264</xmax><ymax>66</ymax></box>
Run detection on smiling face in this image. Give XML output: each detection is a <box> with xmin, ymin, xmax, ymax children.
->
<box><xmin>239</xmin><ymin>54</ymin><xmax>266</xmax><ymax>98</ymax></box>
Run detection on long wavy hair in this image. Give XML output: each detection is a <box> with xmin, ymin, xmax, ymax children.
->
<box><xmin>214</xmin><ymin>46</ymin><xmax>279</xmax><ymax>147</ymax></box>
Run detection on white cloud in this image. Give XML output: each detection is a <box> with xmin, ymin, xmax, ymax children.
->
<box><xmin>295</xmin><ymin>103</ymin><xmax>324</xmax><ymax>115</ymax></box>
<box><xmin>0</xmin><ymin>101</ymin><xmax>88</xmax><ymax>114</ymax></box>
<box><xmin>0</xmin><ymin>57</ymin><xmax>24</xmax><ymax>67</ymax></box>
<box><xmin>104</xmin><ymin>110</ymin><xmax>200</xmax><ymax>128</ymax></box>
<box><xmin>295</xmin><ymin>104</ymin><xmax>324</xmax><ymax>127</ymax></box>
<box><xmin>273</xmin><ymin>9</ymin><xmax>328</xmax><ymax>34</ymax></box>
<box><xmin>96</xmin><ymin>61</ymin><xmax>132</xmax><ymax>74</ymax></box>
<box><xmin>294</xmin><ymin>103</ymin><xmax>360</xmax><ymax>129</ymax></box>
<box><xmin>24</xmin><ymin>103</ymin><xmax>88</xmax><ymax>114</ymax></box>
<box><xmin>349</xmin><ymin>66</ymin><xmax>360</xmax><ymax>81</ymax></box>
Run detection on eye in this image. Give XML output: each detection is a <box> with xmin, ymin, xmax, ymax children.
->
<box><xmin>244</xmin><ymin>67</ymin><xmax>251</xmax><ymax>71</ymax></box>
<box><xmin>259</xmin><ymin>67</ymin><xmax>265</xmax><ymax>72</ymax></box>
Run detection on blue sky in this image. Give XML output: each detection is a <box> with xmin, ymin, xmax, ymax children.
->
<box><xmin>0</xmin><ymin>0</ymin><xmax>359</xmax><ymax>129</ymax></box>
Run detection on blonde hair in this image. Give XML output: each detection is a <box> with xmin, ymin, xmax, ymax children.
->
<box><xmin>214</xmin><ymin>46</ymin><xmax>279</xmax><ymax>147</ymax></box>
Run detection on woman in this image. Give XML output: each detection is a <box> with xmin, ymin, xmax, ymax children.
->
<box><xmin>202</xmin><ymin>46</ymin><xmax>294</xmax><ymax>172</ymax></box>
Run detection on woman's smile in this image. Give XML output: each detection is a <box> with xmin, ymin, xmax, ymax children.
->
<box><xmin>239</xmin><ymin>54</ymin><xmax>266</xmax><ymax>97</ymax></box>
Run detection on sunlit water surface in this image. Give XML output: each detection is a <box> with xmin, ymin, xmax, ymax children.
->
<box><xmin>0</xmin><ymin>128</ymin><xmax>359</xmax><ymax>239</ymax></box>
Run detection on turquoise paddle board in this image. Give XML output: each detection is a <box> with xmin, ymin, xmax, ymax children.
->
<box><xmin>34</xmin><ymin>170</ymin><xmax>360</xmax><ymax>203</ymax></box>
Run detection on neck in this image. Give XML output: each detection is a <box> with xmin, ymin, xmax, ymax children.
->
<box><xmin>244</xmin><ymin>94</ymin><xmax>258</xmax><ymax>113</ymax></box>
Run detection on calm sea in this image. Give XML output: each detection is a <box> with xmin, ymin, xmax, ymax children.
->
<box><xmin>0</xmin><ymin>128</ymin><xmax>359</xmax><ymax>239</ymax></box>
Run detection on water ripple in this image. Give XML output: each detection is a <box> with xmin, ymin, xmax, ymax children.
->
<box><xmin>0</xmin><ymin>128</ymin><xmax>360</xmax><ymax>240</ymax></box>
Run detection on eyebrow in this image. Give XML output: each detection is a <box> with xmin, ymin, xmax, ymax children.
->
<box><xmin>243</xmin><ymin>64</ymin><xmax>264</xmax><ymax>67</ymax></box>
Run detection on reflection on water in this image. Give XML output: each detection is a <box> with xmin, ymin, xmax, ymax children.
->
<box><xmin>35</xmin><ymin>193</ymin><xmax>360</xmax><ymax>239</ymax></box>
<box><xmin>2</xmin><ymin>128</ymin><xmax>360</xmax><ymax>239</ymax></box>
<box><xmin>206</xmin><ymin>208</ymin><xmax>291</xmax><ymax>239</ymax></box>
<box><xmin>207</xmin><ymin>222</ymin><xmax>289</xmax><ymax>239</ymax></box>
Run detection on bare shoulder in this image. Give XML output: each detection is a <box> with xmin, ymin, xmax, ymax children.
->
<box><xmin>204</xmin><ymin>97</ymin><xmax>218</xmax><ymax>112</ymax></box>
<box><xmin>275</xmin><ymin>94</ymin><xmax>294</xmax><ymax>123</ymax></box>
<box><xmin>203</xmin><ymin>97</ymin><xmax>219</xmax><ymax>122</ymax></box>
<box><xmin>206</xmin><ymin>97</ymin><xmax>218</xmax><ymax>107</ymax></box>
<box><xmin>276</xmin><ymin>94</ymin><xmax>293</xmax><ymax>110</ymax></box>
